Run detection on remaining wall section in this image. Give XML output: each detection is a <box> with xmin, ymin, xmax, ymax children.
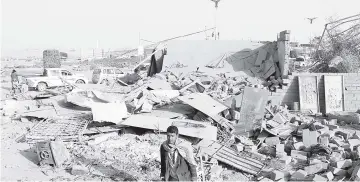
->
<box><xmin>268</xmin><ymin>73</ymin><xmax>360</xmax><ymax>113</ymax></box>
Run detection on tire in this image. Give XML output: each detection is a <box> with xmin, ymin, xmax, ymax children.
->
<box><xmin>37</xmin><ymin>82</ymin><xmax>47</xmax><ymax>92</ymax></box>
<box><xmin>75</xmin><ymin>79</ymin><xmax>85</xmax><ymax>84</ymax></box>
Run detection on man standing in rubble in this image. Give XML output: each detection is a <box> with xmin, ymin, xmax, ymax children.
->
<box><xmin>11</xmin><ymin>69</ymin><xmax>19</xmax><ymax>93</ymax></box>
<box><xmin>160</xmin><ymin>126</ymin><xmax>197</xmax><ymax>181</ymax></box>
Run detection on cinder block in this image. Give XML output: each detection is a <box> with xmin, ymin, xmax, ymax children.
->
<box><xmin>330</xmin><ymin>167</ymin><xmax>347</xmax><ymax>176</ymax></box>
<box><xmin>291</xmin><ymin>150</ymin><xmax>308</xmax><ymax>161</ymax></box>
<box><xmin>304</xmin><ymin>163</ymin><xmax>329</xmax><ymax>175</ymax></box>
<box><xmin>303</xmin><ymin>129</ymin><xmax>318</xmax><ymax>147</ymax></box>
<box><xmin>323</xmin><ymin>171</ymin><xmax>334</xmax><ymax>181</ymax></box>
<box><xmin>265</xmin><ymin>137</ymin><xmax>280</xmax><ymax>146</ymax></box>
<box><xmin>331</xmin><ymin>159</ymin><xmax>352</xmax><ymax>169</ymax></box>
<box><xmin>291</xmin><ymin>170</ymin><xmax>307</xmax><ymax>180</ymax></box>
<box><xmin>279</xmin><ymin>155</ymin><xmax>291</xmax><ymax>165</ymax></box>
<box><xmin>270</xmin><ymin>170</ymin><xmax>289</xmax><ymax>181</ymax></box>
<box><xmin>293</xmin><ymin>142</ymin><xmax>305</xmax><ymax>150</ymax></box>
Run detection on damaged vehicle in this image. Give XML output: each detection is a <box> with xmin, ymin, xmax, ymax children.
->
<box><xmin>26</xmin><ymin>68</ymin><xmax>88</xmax><ymax>91</ymax></box>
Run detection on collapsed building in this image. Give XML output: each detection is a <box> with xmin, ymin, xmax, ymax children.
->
<box><xmin>3</xmin><ymin>30</ymin><xmax>360</xmax><ymax>181</ymax></box>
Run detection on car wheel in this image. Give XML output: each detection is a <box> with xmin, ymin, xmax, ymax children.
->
<box><xmin>37</xmin><ymin>82</ymin><xmax>47</xmax><ymax>92</ymax></box>
<box><xmin>76</xmin><ymin>79</ymin><xmax>85</xmax><ymax>84</ymax></box>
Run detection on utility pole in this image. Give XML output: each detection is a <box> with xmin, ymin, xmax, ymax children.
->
<box><xmin>211</xmin><ymin>0</ymin><xmax>221</xmax><ymax>40</ymax></box>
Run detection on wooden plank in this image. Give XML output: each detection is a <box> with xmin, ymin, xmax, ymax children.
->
<box><xmin>298</xmin><ymin>76</ymin><xmax>319</xmax><ymax>113</ymax></box>
<box><xmin>178</xmin><ymin>93</ymin><xmax>228</xmax><ymax>117</ymax></box>
<box><xmin>120</xmin><ymin>115</ymin><xmax>217</xmax><ymax>140</ymax></box>
<box><xmin>324</xmin><ymin>75</ymin><xmax>344</xmax><ymax>113</ymax></box>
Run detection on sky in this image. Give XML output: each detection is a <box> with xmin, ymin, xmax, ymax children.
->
<box><xmin>1</xmin><ymin>0</ymin><xmax>360</xmax><ymax>57</ymax></box>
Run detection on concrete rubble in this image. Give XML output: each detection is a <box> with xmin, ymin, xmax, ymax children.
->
<box><xmin>2</xmin><ymin>31</ymin><xmax>360</xmax><ymax>181</ymax></box>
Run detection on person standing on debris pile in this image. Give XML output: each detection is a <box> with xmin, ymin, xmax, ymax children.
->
<box><xmin>160</xmin><ymin>126</ymin><xmax>197</xmax><ymax>181</ymax></box>
<box><xmin>11</xmin><ymin>69</ymin><xmax>19</xmax><ymax>93</ymax></box>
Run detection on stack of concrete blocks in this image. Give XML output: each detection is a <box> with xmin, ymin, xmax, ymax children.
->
<box><xmin>43</xmin><ymin>49</ymin><xmax>61</xmax><ymax>68</ymax></box>
<box><xmin>267</xmin><ymin>73</ymin><xmax>360</xmax><ymax>112</ymax></box>
<box><xmin>277</xmin><ymin>30</ymin><xmax>291</xmax><ymax>77</ymax></box>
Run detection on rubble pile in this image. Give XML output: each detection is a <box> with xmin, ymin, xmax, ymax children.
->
<box><xmin>3</xmin><ymin>59</ymin><xmax>360</xmax><ymax>181</ymax></box>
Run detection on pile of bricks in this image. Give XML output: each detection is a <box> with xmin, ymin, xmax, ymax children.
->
<box><xmin>255</xmin><ymin>109</ymin><xmax>360</xmax><ymax>181</ymax></box>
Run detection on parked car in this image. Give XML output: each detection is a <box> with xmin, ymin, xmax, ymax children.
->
<box><xmin>91</xmin><ymin>67</ymin><xmax>128</xmax><ymax>84</ymax></box>
<box><xmin>26</xmin><ymin>68</ymin><xmax>88</xmax><ymax>91</ymax></box>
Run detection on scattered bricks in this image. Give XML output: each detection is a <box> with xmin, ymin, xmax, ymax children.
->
<box><xmin>330</xmin><ymin>152</ymin><xmax>344</xmax><ymax>163</ymax></box>
<box><xmin>270</xmin><ymin>170</ymin><xmax>289</xmax><ymax>181</ymax></box>
<box><xmin>352</xmin><ymin>131</ymin><xmax>360</xmax><ymax>139</ymax></box>
<box><xmin>250</xmin><ymin>152</ymin><xmax>267</xmax><ymax>160</ymax></box>
<box><xmin>328</xmin><ymin>124</ymin><xmax>339</xmax><ymax>130</ymax></box>
<box><xmin>312</xmin><ymin>174</ymin><xmax>327</xmax><ymax>181</ymax></box>
<box><xmin>265</xmin><ymin>137</ymin><xmax>280</xmax><ymax>146</ymax></box>
<box><xmin>331</xmin><ymin>159</ymin><xmax>352</xmax><ymax>169</ymax></box>
<box><xmin>329</xmin><ymin>143</ymin><xmax>339</xmax><ymax>150</ymax></box>
<box><xmin>309</xmin><ymin>158</ymin><xmax>323</xmax><ymax>165</ymax></box>
<box><xmin>323</xmin><ymin>171</ymin><xmax>334</xmax><ymax>181</ymax></box>
<box><xmin>244</xmin><ymin>145</ymin><xmax>257</xmax><ymax>152</ymax></box>
<box><xmin>71</xmin><ymin>164</ymin><xmax>89</xmax><ymax>175</ymax></box>
<box><xmin>258</xmin><ymin>177</ymin><xmax>274</xmax><ymax>182</ymax></box>
<box><xmin>291</xmin><ymin>150</ymin><xmax>308</xmax><ymax>161</ymax></box>
<box><xmin>316</xmin><ymin>125</ymin><xmax>330</xmax><ymax>135</ymax></box>
<box><xmin>330</xmin><ymin>138</ymin><xmax>344</xmax><ymax>147</ymax></box>
<box><xmin>293</xmin><ymin>142</ymin><xmax>305</xmax><ymax>150</ymax></box>
<box><xmin>319</xmin><ymin>135</ymin><xmax>329</xmax><ymax>146</ymax></box>
<box><xmin>265</xmin><ymin>114</ymin><xmax>272</xmax><ymax>119</ymax></box>
<box><xmin>329</xmin><ymin>119</ymin><xmax>337</xmax><ymax>125</ymax></box>
<box><xmin>279</xmin><ymin>156</ymin><xmax>292</xmax><ymax>165</ymax></box>
<box><xmin>342</xmin><ymin>144</ymin><xmax>352</xmax><ymax>152</ymax></box>
<box><xmin>336</xmin><ymin>131</ymin><xmax>349</xmax><ymax>141</ymax></box>
<box><xmin>351</xmin><ymin>165</ymin><xmax>360</xmax><ymax>180</ymax></box>
<box><xmin>303</xmin><ymin>129</ymin><xmax>318</xmax><ymax>148</ymax></box>
<box><xmin>304</xmin><ymin>163</ymin><xmax>329</xmax><ymax>175</ymax></box>
<box><xmin>209</xmin><ymin>165</ymin><xmax>223</xmax><ymax>180</ymax></box>
<box><xmin>330</xmin><ymin>167</ymin><xmax>347</xmax><ymax>176</ymax></box>
<box><xmin>348</xmin><ymin>139</ymin><xmax>360</xmax><ymax>150</ymax></box>
<box><xmin>234</xmin><ymin>143</ymin><xmax>244</xmax><ymax>152</ymax></box>
<box><xmin>291</xmin><ymin>170</ymin><xmax>307</xmax><ymax>180</ymax></box>
<box><xmin>276</xmin><ymin>144</ymin><xmax>285</xmax><ymax>157</ymax></box>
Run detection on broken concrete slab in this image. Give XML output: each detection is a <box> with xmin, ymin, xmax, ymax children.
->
<box><xmin>323</xmin><ymin>171</ymin><xmax>334</xmax><ymax>181</ymax></box>
<box><xmin>71</xmin><ymin>164</ymin><xmax>89</xmax><ymax>175</ymax></box>
<box><xmin>255</xmin><ymin>49</ymin><xmax>267</xmax><ymax>66</ymax></box>
<box><xmin>236</xmin><ymin>87</ymin><xmax>268</xmax><ymax>136</ymax></box>
<box><xmin>303</xmin><ymin>129</ymin><xmax>318</xmax><ymax>148</ymax></box>
<box><xmin>91</xmin><ymin>102</ymin><xmax>128</xmax><ymax>124</ymax></box>
<box><xmin>304</xmin><ymin>162</ymin><xmax>329</xmax><ymax>175</ymax></box>
<box><xmin>331</xmin><ymin>159</ymin><xmax>352</xmax><ymax>169</ymax></box>
<box><xmin>328</xmin><ymin>111</ymin><xmax>360</xmax><ymax>124</ymax></box>
<box><xmin>312</xmin><ymin>174</ymin><xmax>327</xmax><ymax>181</ymax></box>
<box><xmin>147</xmin><ymin>78</ymin><xmax>173</xmax><ymax>90</ymax></box>
<box><xmin>49</xmin><ymin>140</ymin><xmax>70</xmax><ymax>166</ymax></box>
<box><xmin>330</xmin><ymin>167</ymin><xmax>347</xmax><ymax>176</ymax></box>
<box><xmin>120</xmin><ymin>115</ymin><xmax>217</xmax><ymax>140</ymax></box>
<box><xmin>291</xmin><ymin>150</ymin><xmax>308</xmax><ymax>161</ymax></box>
<box><xmin>178</xmin><ymin>93</ymin><xmax>228</xmax><ymax>117</ymax></box>
<box><xmin>291</xmin><ymin>170</ymin><xmax>307</xmax><ymax>180</ymax></box>
<box><xmin>265</xmin><ymin>137</ymin><xmax>280</xmax><ymax>147</ymax></box>
<box><xmin>270</xmin><ymin>170</ymin><xmax>289</xmax><ymax>181</ymax></box>
<box><xmin>87</xmin><ymin>132</ymin><xmax>119</xmax><ymax>145</ymax></box>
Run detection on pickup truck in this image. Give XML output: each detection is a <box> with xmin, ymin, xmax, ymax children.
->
<box><xmin>26</xmin><ymin>68</ymin><xmax>89</xmax><ymax>91</ymax></box>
